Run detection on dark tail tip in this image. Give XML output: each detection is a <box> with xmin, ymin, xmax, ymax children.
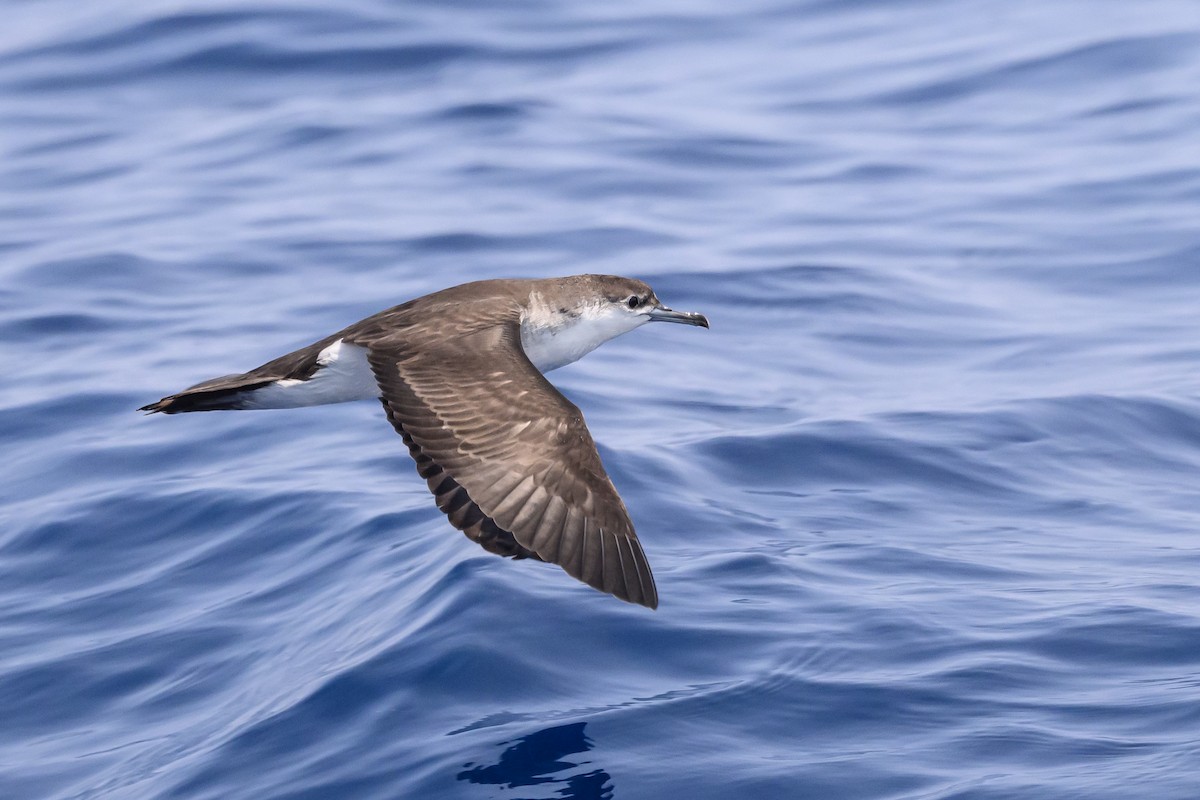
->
<box><xmin>138</xmin><ymin>398</ymin><xmax>172</xmax><ymax>414</ymax></box>
<box><xmin>138</xmin><ymin>389</ymin><xmax>248</xmax><ymax>415</ymax></box>
<box><xmin>140</xmin><ymin>373</ymin><xmax>271</xmax><ymax>415</ymax></box>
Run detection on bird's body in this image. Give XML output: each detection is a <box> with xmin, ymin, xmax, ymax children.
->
<box><xmin>141</xmin><ymin>275</ymin><xmax>708</xmax><ymax>608</ymax></box>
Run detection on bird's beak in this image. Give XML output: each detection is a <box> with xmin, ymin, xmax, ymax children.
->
<box><xmin>648</xmin><ymin>305</ymin><xmax>709</xmax><ymax>328</ymax></box>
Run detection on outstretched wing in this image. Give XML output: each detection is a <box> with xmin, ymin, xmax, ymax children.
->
<box><xmin>355</xmin><ymin>321</ymin><xmax>657</xmax><ymax>608</ymax></box>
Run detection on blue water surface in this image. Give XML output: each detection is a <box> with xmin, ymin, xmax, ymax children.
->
<box><xmin>3</xmin><ymin>1</ymin><xmax>1200</xmax><ymax>798</ymax></box>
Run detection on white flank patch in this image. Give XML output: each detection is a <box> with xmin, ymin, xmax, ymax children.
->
<box><xmin>240</xmin><ymin>339</ymin><xmax>380</xmax><ymax>409</ymax></box>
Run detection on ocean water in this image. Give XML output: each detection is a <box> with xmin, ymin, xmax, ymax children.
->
<box><xmin>2</xmin><ymin>1</ymin><xmax>1200</xmax><ymax>797</ymax></box>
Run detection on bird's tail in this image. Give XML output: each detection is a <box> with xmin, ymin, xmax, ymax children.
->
<box><xmin>139</xmin><ymin>373</ymin><xmax>273</xmax><ymax>414</ymax></box>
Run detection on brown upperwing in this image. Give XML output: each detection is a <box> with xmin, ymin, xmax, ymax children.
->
<box><xmin>352</xmin><ymin>320</ymin><xmax>658</xmax><ymax>608</ymax></box>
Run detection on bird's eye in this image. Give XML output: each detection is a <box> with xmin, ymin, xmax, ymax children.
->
<box><xmin>627</xmin><ymin>295</ymin><xmax>641</xmax><ymax>308</ymax></box>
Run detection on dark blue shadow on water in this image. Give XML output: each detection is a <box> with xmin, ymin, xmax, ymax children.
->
<box><xmin>458</xmin><ymin>722</ymin><xmax>613</xmax><ymax>799</ymax></box>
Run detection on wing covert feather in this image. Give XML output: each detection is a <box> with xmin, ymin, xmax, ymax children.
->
<box><xmin>353</xmin><ymin>321</ymin><xmax>657</xmax><ymax>608</ymax></box>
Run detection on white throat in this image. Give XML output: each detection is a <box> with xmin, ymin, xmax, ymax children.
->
<box><xmin>519</xmin><ymin>294</ymin><xmax>646</xmax><ymax>372</ymax></box>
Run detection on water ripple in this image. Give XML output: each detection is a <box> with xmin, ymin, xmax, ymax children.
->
<box><xmin>3</xmin><ymin>1</ymin><xmax>1200</xmax><ymax>798</ymax></box>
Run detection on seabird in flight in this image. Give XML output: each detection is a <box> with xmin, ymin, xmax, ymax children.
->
<box><xmin>140</xmin><ymin>275</ymin><xmax>709</xmax><ymax>608</ymax></box>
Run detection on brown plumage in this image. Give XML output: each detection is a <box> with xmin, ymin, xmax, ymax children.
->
<box><xmin>141</xmin><ymin>275</ymin><xmax>709</xmax><ymax>608</ymax></box>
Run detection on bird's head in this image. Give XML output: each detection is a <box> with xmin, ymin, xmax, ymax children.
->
<box><xmin>520</xmin><ymin>275</ymin><xmax>708</xmax><ymax>372</ymax></box>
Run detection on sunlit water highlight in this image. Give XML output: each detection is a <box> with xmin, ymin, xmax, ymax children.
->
<box><xmin>2</xmin><ymin>2</ymin><xmax>1200</xmax><ymax>798</ymax></box>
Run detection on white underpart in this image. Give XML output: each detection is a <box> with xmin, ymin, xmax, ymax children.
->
<box><xmin>520</xmin><ymin>293</ymin><xmax>648</xmax><ymax>372</ymax></box>
<box><xmin>241</xmin><ymin>339</ymin><xmax>379</xmax><ymax>409</ymax></box>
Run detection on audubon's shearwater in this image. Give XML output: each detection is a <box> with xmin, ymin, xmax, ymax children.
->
<box><xmin>140</xmin><ymin>275</ymin><xmax>709</xmax><ymax>608</ymax></box>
